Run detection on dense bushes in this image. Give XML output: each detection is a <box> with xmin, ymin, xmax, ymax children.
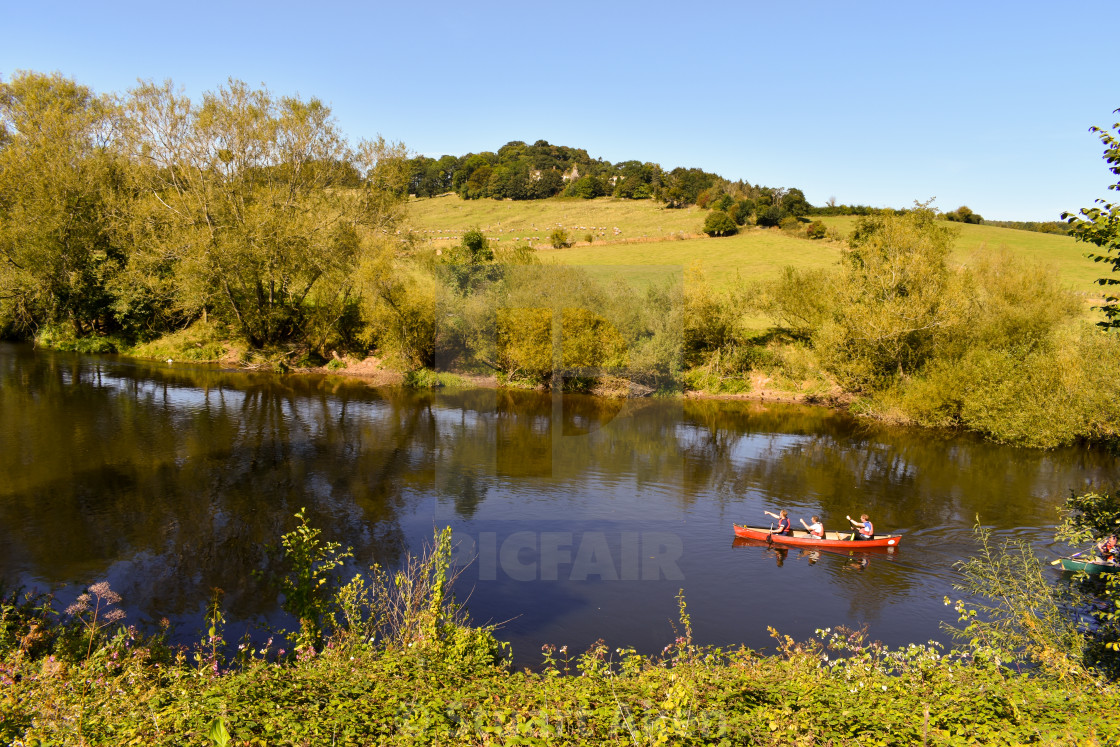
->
<box><xmin>757</xmin><ymin>205</ymin><xmax>1117</xmax><ymax>446</ymax></box>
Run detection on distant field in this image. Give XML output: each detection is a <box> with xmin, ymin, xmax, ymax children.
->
<box><xmin>405</xmin><ymin>196</ymin><xmax>1105</xmax><ymax>300</ymax></box>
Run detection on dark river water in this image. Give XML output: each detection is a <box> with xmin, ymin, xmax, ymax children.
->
<box><xmin>1</xmin><ymin>342</ymin><xmax>1116</xmax><ymax>667</ymax></box>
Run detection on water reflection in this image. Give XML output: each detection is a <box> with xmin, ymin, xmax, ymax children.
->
<box><xmin>1</xmin><ymin>342</ymin><xmax>1118</xmax><ymax>665</ymax></box>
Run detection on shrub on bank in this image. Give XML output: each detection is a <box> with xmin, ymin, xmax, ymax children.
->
<box><xmin>127</xmin><ymin>319</ymin><xmax>230</xmax><ymax>363</ymax></box>
<box><xmin>34</xmin><ymin>324</ymin><xmax>125</xmax><ymax>354</ymax></box>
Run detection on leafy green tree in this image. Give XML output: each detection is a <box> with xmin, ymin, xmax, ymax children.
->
<box><xmin>762</xmin><ymin>266</ymin><xmax>835</xmax><ymax>339</ymax></box>
<box><xmin>487</xmin><ymin>161</ymin><xmax>530</xmax><ymax>199</ymax></box>
<box><xmin>756</xmin><ymin>205</ymin><xmax>784</xmax><ymax>227</ymax></box>
<box><xmin>782</xmin><ymin>188</ymin><xmax>810</xmax><ymax>217</ymax></box>
<box><xmin>731</xmin><ymin>199</ymin><xmax>754</xmax><ymax>225</ymax></box>
<box><xmin>0</xmin><ymin>71</ymin><xmax>124</xmax><ymax>337</ymax></box>
<box><xmin>661</xmin><ymin>167</ymin><xmax>717</xmax><ymax>208</ymax></box>
<box><xmin>549</xmin><ymin>228</ymin><xmax>571</xmax><ymax>248</ymax></box>
<box><xmin>1063</xmin><ymin>108</ymin><xmax>1120</xmax><ymax>328</ymax></box>
<box><xmin>460</xmin><ymin>228</ymin><xmax>492</xmax><ymax>262</ymax></box>
<box><xmin>527</xmin><ymin>168</ymin><xmax>563</xmax><ymax>199</ymax></box>
<box><xmin>462</xmin><ymin>164</ymin><xmax>492</xmax><ymax>199</ymax></box>
<box><xmin>945</xmin><ymin>205</ymin><xmax>983</xmax><ymax>224</ymax></box>
<box><xmin>408</xmin><ymin>155</ymin><xmax>434</xmax><ymax>196</ymax></box>
<box><xmin>358</xmin><ymin>245</ymin><xmax>438</xmax><ymax>368</ymax></box>
<box><xmin>496</xmin><ymin>306</ymin><xmax>553</xmax><ymax>383</ymax></box>
<box><xmin>119</xmin><ymin>79</ymin><xmax>408</xmax><ymax>350</ymax></box>
<box><xmin>612</xmin><ymin>161</ymin><xmax>661</xmax><ymax>199</ymax></box>
<box><xmin>702</xmin><ymin>210</ymin><xmax>738</xmax><ymax>237</ymax></box>
<box><xmin>815</xmin><ymin>205</ymin><xmax>958</xmax><ymax>389</ymax></box>
<box><xmin>565</xmin><ymin>175</ymin><xmax>605</xmax><ymax>199</ymax></box>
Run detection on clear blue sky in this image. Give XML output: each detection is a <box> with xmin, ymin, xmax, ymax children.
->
<box><xmin>3</xmin><ymin>0</ymin><xmax>1116</xmax><ymax>221</ymax></box>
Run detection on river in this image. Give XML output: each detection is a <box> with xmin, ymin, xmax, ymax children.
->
<box><xmin>1</xmin><ymin>342</ymin><xmax>1115</xmax><ymax>667</ymax></box>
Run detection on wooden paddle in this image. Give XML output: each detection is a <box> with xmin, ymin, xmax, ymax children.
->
<box><xmin>1051</xmin><ymin>550</ymin><xmax>1087</xmax><ymax>566</ymax></box>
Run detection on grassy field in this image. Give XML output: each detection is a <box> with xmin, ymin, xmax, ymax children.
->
<box><xmin>406</xmin><ymin>193</ymin><xmax>706</xmax><ymax>245</ymax></box>
<box><xmin>816</xmin><ymin>215</ymin><xmax>1097</xmax><ymax>292</ymax></box>
<box><xmin>536</xmin><ymin>229</ymin><xmax>844</xmax><ymax>290</ymax></box>
<box><xmin>406</xmin><ymin>196</ymin><xmax>1104</xmax><ymax>300</ymax></box>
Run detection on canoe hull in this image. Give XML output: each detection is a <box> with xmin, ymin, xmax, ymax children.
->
<box><xmin>1059</xmin><ymin>558</ymin><xmax>1120</xmax><ymax>575</ymax></box>
<box><xmin>733</xmin><ymin>524</ymin><xmax>902</xmax><ymax>549</ymax></box>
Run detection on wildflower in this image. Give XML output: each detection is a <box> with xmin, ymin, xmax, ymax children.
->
<box><xmin>65</xmin><ymin>594</ymin><xmax>91</xmax><ymax>616</ymax></box>
<box><xmin>89</xmin><ymin>582</ymin><xmax>121</xmax><ymax>605</ymax></box>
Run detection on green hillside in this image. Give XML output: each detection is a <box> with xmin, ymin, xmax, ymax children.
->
<box><xmin>405</xmin><ymin>195</ymin><xmax>1103</xmax><ymax>302</ymax></box>
<box><xmin>406</xmin><ymin>194</ymin><xmax>706</xmax><ymax>246</ymax></box>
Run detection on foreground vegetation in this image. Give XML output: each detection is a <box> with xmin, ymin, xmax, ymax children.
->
<box><xmin>4</xmin><ymin>492</ymin><xmax>1120</xmax><ymax>746</ymax></box>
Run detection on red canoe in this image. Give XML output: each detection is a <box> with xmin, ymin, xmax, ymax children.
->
<box><xmin>733</xmin><ymin>524</ymin><xmax>902</xmax><ymax>549</ymax></box>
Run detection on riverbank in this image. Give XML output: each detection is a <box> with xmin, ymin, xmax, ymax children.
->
<box><xmin>294</xmin><ymin>354</ymin><xmax>844</xmax><ymax>406</ymax></box>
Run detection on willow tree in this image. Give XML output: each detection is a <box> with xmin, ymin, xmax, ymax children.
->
<box><xmin>119</xmin><ymin>79</ymin><xmax>408</xmax><ymax>350</ymax></box>
<box><xmin>815</xmin><ymin>205</ymin><xmax>961</xmax><ymax>389</ymax></box>
<box><xmin>0</xmin><ymin>71</ymin><xmax>122</xmax><ymax>336</ymax></box>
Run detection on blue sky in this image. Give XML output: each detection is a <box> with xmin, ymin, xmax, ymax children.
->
<box><xmin>3</xmin><ymin>1</ymin><xmax>1116</xmax><ymax>221</ymax></box>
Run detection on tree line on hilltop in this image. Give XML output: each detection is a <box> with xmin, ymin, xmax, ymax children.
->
<box><xmin>407</xmin><ymin>139</ymin><xmax>818</xmax><ymax>221</ymax></box>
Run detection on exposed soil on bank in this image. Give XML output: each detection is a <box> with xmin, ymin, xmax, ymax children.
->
<box><xmin>300</xmin><ymin>356</ymin><xmax>850</xmax><ymax>408</ymax></box>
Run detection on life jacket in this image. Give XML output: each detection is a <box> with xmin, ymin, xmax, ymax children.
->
<box><xmin>810</xmin><ymin>523</ymin><xmax>824</xmax><ymax>538</ymax></box>
<box><xmin>861</xmin><ymin>521</ymin><xmax>874</xmax><ymax>538</ymax></box>
<box><xmin>776</xmin><ymin>517</ymin><xmax>791</xmax><ymax>535</ymax></box>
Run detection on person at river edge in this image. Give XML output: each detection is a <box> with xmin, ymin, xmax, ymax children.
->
<box><xmin>846</xmin><ymin>514</ymin><xmax>874</xmax><ymax>541</ymax></box>
<box><xmin>800</xmin><ymin>515</ymin><xmax>824</xmax><ymax>539</ymax></box>
<box><xmin>764</xmin><ymin>509</ymin><xmax>792</xmax><ymax>535</ymax></box>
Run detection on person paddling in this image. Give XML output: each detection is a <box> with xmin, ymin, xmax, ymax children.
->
<box><xmin>1098</xmin><ymin>533</ymin><xmax>1118</xmax><ymax>563</ymax></box>
<box><xmin>800</xmin><ymin>515</ymin><xmax>824</xmax><ymax>539</ymax></box>
<box><xmin>764</xmin><ymin>509</ymin><xmax>792</xmax><ymax>536</ymax></box>
<box><xmin>846</xmin><ymin>514</ymin><xmax>874</xmax><ymax>541</ymax></box>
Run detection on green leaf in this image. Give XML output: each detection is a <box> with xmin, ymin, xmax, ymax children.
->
<box><xmin>206</xmin><ymin>717</ymin><xmax>232</xmax><ymax>747</ymax></box>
